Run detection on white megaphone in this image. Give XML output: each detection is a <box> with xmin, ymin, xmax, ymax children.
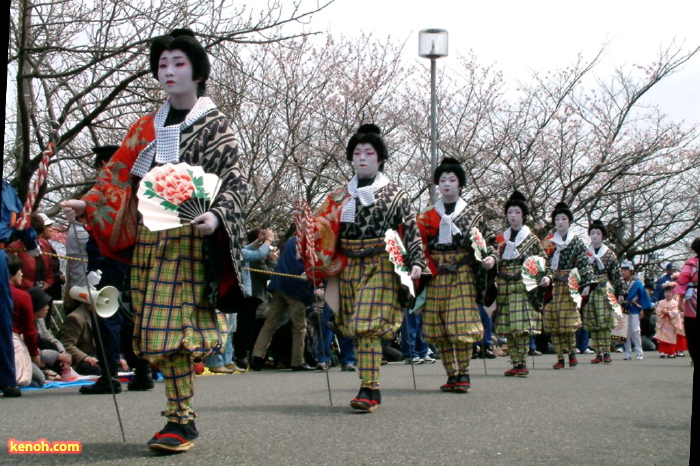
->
<box><xmin>69</xmin><ymin>285</ymin><xmax>120</xmax><ymax>318</ymax></box>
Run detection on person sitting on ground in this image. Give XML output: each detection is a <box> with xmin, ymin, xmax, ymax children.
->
<box><xmin>8</xmin><ymin>255</ymin><xmax>41</xmax><ymax>387</ymax></box>
<box><xmin>28</xmin><ymin>286</ymin><xmax>71</xmax><ymax>382</ymax></box>
<box><xmin>8</xmin><ymin>212</ymin><xmax>56</xmax><ymax>293</ymax></box>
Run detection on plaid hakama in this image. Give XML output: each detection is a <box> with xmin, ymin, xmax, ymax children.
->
<box><xmin>132</xmin><ymin>226</ymin><xmax>227</xmax><ymax>362</ymax></box>
<box><xmin>542</xmin><ymin>270</ymin><xmax>581</xmax><ymax>333</ymax></box>
<box><xmin>337</xmin><ymin>238</ymin><xmax>402</xmax><ymax>339</ymax></box>
<box><xmin>494</xmin><ymin>264</ymin><xmax>542</xmax><ymax>336</ymax></box>
<box><xmin>423</xmin><ymin>250</ymin><xmax>483</xmax><ymax>344</ymax></box>
<box><xmin>583</xmin><ymin>275</ymin><xmax>615</xmax><ymax>354</ymax></box>
<box><xmin>162</xmin><ymin>352</ymin><xmax>196</xmax><ymax>424</ymax></box>
<box><xmin>582</xmin><ymin>275</ymin><xmax>615</xmax><ymax>331</ymax></box>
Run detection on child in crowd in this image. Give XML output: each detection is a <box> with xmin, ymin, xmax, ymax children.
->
<box><xmin>654</xmin><ymin>282</ymin><xmax>682</xmax><ymax>358</ymax></box>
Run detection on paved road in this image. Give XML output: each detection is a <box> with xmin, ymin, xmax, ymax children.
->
<box><xmin>1</xmin><ymin>353</ymin><xmax>693</xmax><ymax>465</ymax></box>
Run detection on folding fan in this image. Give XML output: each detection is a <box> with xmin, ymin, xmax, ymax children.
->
<box><xmin>605</xmin><ymin>281</ymin><xmax>623</xmax><ymax>315</ymax></box>
<box><xmin>470</xmin><ymin>227</ymin><xmax>488</xmax><ymax>262</ymax></box>
<box><xmin>521</xmin><ymin>256</ymin><xmax>547</xmax><ymax>291</ymax></box>
<box><xmin>568</xmin><ymin>267</ymin><xmax>583</xmax><ymax>308</ymax></box>
<box><xmin>137</xmin><ymin>162</ymin><xmax>221</xmax><ymax>231</ymax></box>
<box><xmin>384</xmin><ymin>229</ymin><xmax>415</xmax><ymax>297</ymax></box>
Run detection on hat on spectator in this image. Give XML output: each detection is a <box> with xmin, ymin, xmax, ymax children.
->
<box><xmin>620</xmin><ymin>260</ymin><xmax>634</xmax><ymax>271</ymax></box>
<box><xmin>665</xmin><ymin>262</ymin><xmax>677</xmax><ymax>271</ymax></box>
<box><xmin>27</xmin><ymin>286</ymin><xmax>52</xmax><ymax>313</ymax></box>
<box><xmin>37</xmin><ymin>212</ymin><xmax>54</xmax><ymax>226</ymax></box>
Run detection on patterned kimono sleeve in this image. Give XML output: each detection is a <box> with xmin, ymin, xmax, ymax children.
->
<box><xmin>574</xmin><ymin>239</ymin><xmax>596</xmax><ymax>287</ymax></box>
<box><xmin>606</xmin><ymin>250</ymin><xmax>623</xmax><ymax>296</ymax></box>
<box><xmin>476</xmin><ymin>211</ymin><xmax>498</xmax><ymax>263</ymax></box>
<box><xmin>396</xmin><ymin>191</ymin><xmax>427</xmax><ymax>270</ymax></box>
<box><xmin>83</xmin><ymin>114</ymin><xmax>154</xmax><ymax>259</ymax></box>
<box><xmin>203</xmin><ymin>116</ymin><xmax>248</xmax><ymax>258</ymax></box>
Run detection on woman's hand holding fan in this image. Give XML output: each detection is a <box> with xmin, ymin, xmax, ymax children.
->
<box><xmin>137</xmin><ymin>163</ymin><xmax>221</xmax><ymax>231</ymax></box>
<box><xmin>521</xmin><ymin>256</ymin><xmax>546</xmax><ymax>291</ymax></box>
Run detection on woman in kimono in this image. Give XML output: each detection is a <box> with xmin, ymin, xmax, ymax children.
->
<box><xmin>61</xmin><ymin>29</ymin><xmax>247</xmax><ymax>452</ymax></box>
<box><xmin>540</xmin><ymin>202</ymin><xmax>594</xmax><ymax>369</ymax></box>
<box><xmin>417</xmin><ymin>158</ymin><xmax>496</xmax><ymax>392</ymax></box>
<box><xmin>493</xmin><ymin>191</ymin><xmax>545</xmax><ymax>378</ymax></box>
<box><xmin>303</xmin><ymin>124</ymin><xmax>425</xmax><ymax>412</ymax></box>
<box><xmin>584</xmin><ymin>219</ymin><xmax>623</xmax><ymax>364</ymax></box>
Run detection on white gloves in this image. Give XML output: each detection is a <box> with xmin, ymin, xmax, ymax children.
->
<box><xmin>191</xmin><ymin>212</ymin><xmax>219</xmax><ymax>236</ymax></box>
<box><xmin>87</xmin><ymin>270</ymin><xmax>102</xmax><ymax>289</ymax></box>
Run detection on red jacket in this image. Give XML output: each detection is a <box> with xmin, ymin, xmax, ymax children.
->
<box><xmin>11</xmin><ymin>285</ymin><xmax>39</xmax><ymax>358</ymax></box>
<box><xmin>8</xmin><ymin>237</ymin><xmax>55</xmax><ymax>291</ymax></box>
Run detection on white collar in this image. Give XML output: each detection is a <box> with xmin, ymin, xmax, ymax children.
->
<box><xmin>340</xmin><ymin>173</ymin><xmax>390</xmax><ymax>223</ymax></box>
<box><xmin>434</xmin><ymin>198</ymin><xmax>468</xmax><ymax>244</ymax></box>
<box><xmin>502</xmin><ymin>225</ymin><xmax>531</xmax><ymax>260</ymax></box>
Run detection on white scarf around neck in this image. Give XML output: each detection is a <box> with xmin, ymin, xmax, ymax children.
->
<box><xmin>587</xmin><ymin>243</ymin><xmax>609</xmax><ymax>271</ymax></box>
<box><xmin>502</xmin><ymin>225</ymin><xmax>531</xmax><ymax>260</ymax></box>
<box><xmin>131</xmin><ymin>97</ymin><xmax>217</xmax><ymax>177</ymax></box>
<box><xmin>340</xmin><ymin>173</ymin><xmax>390</xmax><ymax>223</ymax></box>
<box><xmin>551</xmin><ymin>230</ymin><xmax>574</xmax><ymax>270</ymax></box>
<box><xmin>434</xmin><ymin>198</ymin><xmax>467</xmax><ymax>244</ymax></box>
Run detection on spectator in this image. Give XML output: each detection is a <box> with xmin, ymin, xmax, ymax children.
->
<box><xmin>619</xmin><ymin>260</ymin><xmax>653</xmax><ymax>360</ymax></box>
<box><xmin>27</xmin><ymin>286</ymin><xmax>63</xmax><ymax>386</ymax></box>
<box><xmin>652</xmin><ymin>262</ymin><xmax>678</xmax><ymax>303</ymax></box>
<box><xmin>250</xmin><ymin>237</ymin><xmax>315</xmax><ymax>371</ymax></box>
<box><xmin>8</xmin><ymin>212</ymin><xmax>56</xmax><ymax>293</ymax></box>
<box><xmin>233</xmin><ymin>228</ymin><xmax>275</xmax><ymax>370</ymax></box>
<box><xmin>316</xmin><ymin>292</ymin><xmax>356</xmax><ymax>372</ymax></box>
<box><xmin>654</xmin><ymin>281</ymin><xmax>682</xmax><ymax>358</ymax></box>
<box><xmin>8</xmin><ymin>255</ymin><xmax>41</xmax><ymax>387</ymax></box>
<box><xmin>674</xmin><ymin>237</ymin><xmax>699</xmax><ymax>362</ymax></box>
<box><xmin>60</xmin><ymin>302</ymin><xmax>102</xmax><ymax>376</ymax></box>
<box><xmin>37</xmin><ymin>213</ymin><xmax>64</xmax><ymax>301</ymax></box>
<box><xmin>1</xmin><ymin>179</ymin><xmax>39</xmax><ymax>397</ymax></box>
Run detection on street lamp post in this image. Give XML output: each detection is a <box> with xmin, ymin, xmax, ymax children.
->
<box><xmin>419</xmin><ymin>28</ymin><xmax>448</xmax><ymax>204</ymax></box>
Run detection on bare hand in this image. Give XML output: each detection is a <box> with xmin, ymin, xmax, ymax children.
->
<box><xmin>191</xmin><ymin>212</ymin><xmax>219</xmax><ymax>235</ymax></box>
<box><xmin>410</xmin><ymin>265</ymin><xmax>422</xmax><ymax>280</ymax></box>
<box><xmin>539</xmin><ymin>276</ymin><xmax>551</xmax><ymax>288</ymax></box>
<box><xmin>57</xmin><ymin>352</ymin><xmax>71</xmax><ymax>364</ymax></box>
<box><xmin>60</xmin><ymin>200</ymin><xmax>86</xmax><ymax>222</ymax></box>
<box><xmin>85</xmin><ymin>356</ymin><xmax>99</xmax><ymax>367</ymax></box>
<box><xmin>482</xmin><ymin>256</ymin><xmax>495</xmax><ymax>270</ymax></box>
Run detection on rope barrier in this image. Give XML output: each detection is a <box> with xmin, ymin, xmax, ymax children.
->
<box><xmin>4</xmin><ymin>248</ymin><xmax>309</xmax><ymax>280</ymax></box>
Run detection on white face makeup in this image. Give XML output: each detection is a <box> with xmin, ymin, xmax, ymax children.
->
<box><xmin>554</xmin><ymin>213</ymin><xmax>570</xmax><ymax>235</ymax></box>
<box><xmin>352</xmin><ymin>143</ymin><xmax>380</xmax><ymax>179</ymax></box>
<box><xmin>589</xmin><ymin>229</ymin><xmax>603</xmax><ymax>247</ymax></box>
<box><xmin>158</xmin><ymin>49</ymin><xmax>199</xmax><ymax>104</ymax></box>
<box><xmin>507</xmin><ymin>206</ymin><xmax>524</xmax><ymax>230</ymax></box>
<box><xmin>438</xmin><ymin>172</ymin><xmax>460</xmax><ymax>202</ymax></box>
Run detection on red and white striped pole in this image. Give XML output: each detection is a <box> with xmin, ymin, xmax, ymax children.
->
<box><xmin>18</xmin><ymin>142</ymin><xmax>54</xmax><ymax>229</ymax></box>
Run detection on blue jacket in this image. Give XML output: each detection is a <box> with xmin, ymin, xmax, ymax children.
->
<box><xmin>268</xmin><ymin>237</ymin><xmax>314</xmax><ymax>306</ymax></box>
<box><xmin>241</xmin><ymin>243</ymin><xmax>270</xmax><ymax>297</ymax></box>
<box><xmin>624</xmin><ymin>278</ymin><xmax>653</xmax><ymax>315</ymax></box>
<box><xmin>1</xmin><ymin>179</ymin><xmax>38</xmax><ymax>249</ymax></box>
<box><xmin>651</xmin><ymin>274</ymin><xmax>672</xmax><ymax>303</ymax></box>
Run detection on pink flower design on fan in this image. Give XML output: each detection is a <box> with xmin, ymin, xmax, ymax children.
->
<box><xmin>386</xmin><ymin>238</ymin><xmax>406</xmax><ymax>269</ymax></box>
<box><xmin>524</xmin><ymin>259</ymin><xmax>540</xmax><ymax>277</ymax></box>
<box><xmin>153</xmin><ymin>169</ymin><xmax>194</xmax><ymax>206</ymax></box>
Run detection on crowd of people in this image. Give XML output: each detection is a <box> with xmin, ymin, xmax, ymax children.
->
<box><xmin>1</xmin><ymin>27</ymin><xmax>697</xmax><ymax>455</ymax></box>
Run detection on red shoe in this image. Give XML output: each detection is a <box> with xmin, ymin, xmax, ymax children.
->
<box><xmin>350</xmin><ymin>387</ymin><xmax>377</xmax><ymax>412</ymax></box>
<box><xmin>440</xmin><ymin>376</ymin><xmax>456</xmax><ymax>391</ymax></box>
<box><xmin>591</xmin><ymin>354</ymin><xmax>603</xmax><ymax>364</ymax></box>
<box><xmin>553</xmin><ymin>359</ymin><xmax>565</xmax><ymax>370</ymax></box>
<box><xmin>453</xmin><ymin>374</ymin><xmax>471</xmax><ymax>393</ymax></box>
<box><xmin>568</xmin><ymin>355</ymin><xmax>578</xmax><ymax>367</ymax></box>
<box><xmin>602</xmin><ymin>353</ymin><xmax>612</xmax><ymax>364</ymax></box>
<box><xmin>505</xmin><ymin>363</ymin><xmax>529</xmax><ymax>377</ymax></box>
<box><xmin>193</xmin><ymin>360</ymin><xmax>205</xmax><ymax>375</ymax></box>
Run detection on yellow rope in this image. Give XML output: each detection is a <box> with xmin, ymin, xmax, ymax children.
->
<box><xmin>5</xmin><ymin>248</ymin><xmax>308</xmax><ymax>280</ymax></box>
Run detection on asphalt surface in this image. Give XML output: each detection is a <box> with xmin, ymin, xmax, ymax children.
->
<box><xmin>1</xmin><ymin>352</ymin><xmax>693</xmax><ymax>465</ymax></box>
